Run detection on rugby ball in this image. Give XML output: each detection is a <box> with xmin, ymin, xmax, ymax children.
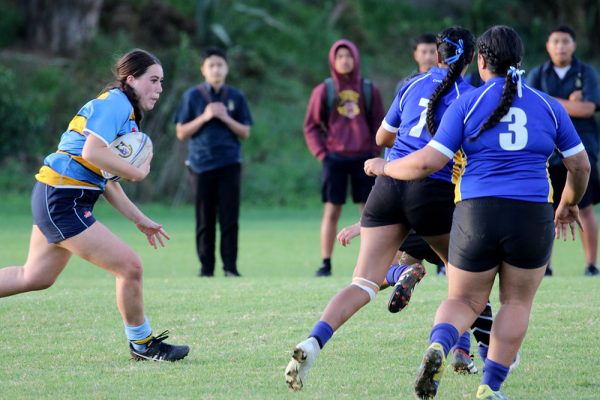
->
<box><xmin>101</xmin><ymin>131</ymin><xmax>153</xmax><ymax>181</ymax></box>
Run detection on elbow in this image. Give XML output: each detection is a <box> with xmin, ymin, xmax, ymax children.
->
<box><xmin>81</xmin><ymin>147</ymin><xmax>98</xmax><ymax>166</ymax></box>
<box><xmin>240</xmin><ymin>127</ymin><xmax>251</xmax><ymax>140</ymax></box>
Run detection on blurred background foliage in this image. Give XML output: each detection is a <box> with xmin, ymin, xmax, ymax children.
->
<box><xmin>0</xmin><ymin>0</ymin><xmax>599</xmax><ymax>206</ymax></box>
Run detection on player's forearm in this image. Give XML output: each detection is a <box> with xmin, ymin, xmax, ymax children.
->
<box><xmin>176</xmin><ymin>114</ymin><xmax>210</xmax><ymax>140</ymax></box>
<box><xmin>555</xmin><ymin>98</ymin><xmax>596</xmax><ymax>118</ymax></box>
<box><xmin>562</xmin><ymin>151</ymin><xmax>591</xmax><ymax>205</ymax></box>
<box><xmin>103</xmin><ymin>181</ymin><xmax>145</xmax><ymax>223</ymax></box>
<box><xmin>222</xmin><ymin>116</ymin><xmax>250</xmax><ymax>139</ymax></box>
<box><xmin>82</xmin><ymin>143</ymin><xmax>145</xmax><ymax>181</ymax></box>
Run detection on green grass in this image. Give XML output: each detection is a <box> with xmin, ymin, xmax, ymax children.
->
<box><xmin>0</xmin><ymin>195</ymin><xmax>599</xmax><ymax>399</ymax></box>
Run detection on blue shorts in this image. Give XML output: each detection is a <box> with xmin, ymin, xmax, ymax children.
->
<box><xmin>31</xmin><ymin>182</ymin><xmax>101</xmax><ymax>244</ymax></box>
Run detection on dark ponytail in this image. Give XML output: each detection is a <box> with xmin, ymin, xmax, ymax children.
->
<box><xmin>103</xmin><ymin>49</ymin><xmax>161</xmax><ymax>127</ymax></box>
<box><xmin>426</xmin><ymin>27</ymin><xmax>475</xmax><ymax>136</ymax></box>
<box><xmin>470</xmin><ymin>26</ymin><xmax>523</xmax><ymax>141</ymax></box>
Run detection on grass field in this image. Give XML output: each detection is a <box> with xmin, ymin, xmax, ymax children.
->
<box><xmin>0</xmin><ymin>195</ymin><xmax>599</xmax><ymax>399</ymax></box>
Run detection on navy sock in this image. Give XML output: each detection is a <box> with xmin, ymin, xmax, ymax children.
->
<box><xmin>385</xmin><ymin>264</ymin><xmax>408</xmax><ymax>285</ymax></box>
<box><xmin>478</xmin><ymin>344</ymin><xmax>489</xmax><ymax>363</ymax></box>
<box><xmin>429</xmin><ymin>322</ymin><xmax>459</xmax><ymax>356</ymax></box>
<box><xmin>482</xmin><ymin>358</ymin><xmax>510</xmax><ymax>391</ymax></box>
<box><xmin>322</xmin><ymin>258</ymin><xmax>331</xmax><ymax>268</ymax></box>
<box><xmin>454</xmin><ymin>331</ymin><xmax>471</xmax><ymax>354</ymax></box>
<box><xmin>309</xmin><ymin>320</ymin><xmax>334</xmax><ymax>349</ymax></box>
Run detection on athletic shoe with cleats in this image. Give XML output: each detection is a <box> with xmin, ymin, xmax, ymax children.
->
<box><xmin>129</xmin><ymin>330</ymin><xmax>189</xmax><ymax>362</ymax></box>
<box><xmin>415</xmin><ymin>342</ymin><xmax>446</xmax><ymax>399</ymax></box>
<box><xmin>284</xmin><ymin>337</ymin><xmax>320</xmax><ymax>391</ymax></box>
<box><xmin>388</xmin><ymin>263</ymin><xmax>426</xmax><ymax>313</ymax></box>
<box><xmin>476</xmin><ymin>384</ymin><xmax>508</xmax><ymax>399</ymax></box>
<box><xmin>451</xmin><ymin>348</ymin><xmax>478</xmax><ymax>374</ymax></box>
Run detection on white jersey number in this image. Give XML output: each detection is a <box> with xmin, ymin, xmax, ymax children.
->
<box><xmin>408</xmin><ymin>98</ymin><xmax>430</xmax><ymax>138</ymax></box>
<box><xmin>499</xmin><ymin>107</ymin><xmax>528</xmax><ymax>151</ymax></box>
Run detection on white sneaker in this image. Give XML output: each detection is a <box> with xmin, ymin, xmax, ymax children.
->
<box><xmin>284</xmin><ymin>337</ymin><xmax>320</xmax><ymax>391</ymax></box>
<box><xmin>509</xmin><ymin>351</ymin><xmax>520</xmax><ymax>373</ymax></box>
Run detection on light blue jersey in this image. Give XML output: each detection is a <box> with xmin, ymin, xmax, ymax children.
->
<box><xmin>383</xmin><ymin>67</ymin><xmax>474</xmax><ymax>182</ymax></box>
<box><xmin>429</xmin><ymin>76</ymin><xmax>584</xmax><ymax>203</ymax></box>
<box><xmin>36</xmin><ymin>89</ymin><xmax>138</xmax><ymax>190</ymax></box>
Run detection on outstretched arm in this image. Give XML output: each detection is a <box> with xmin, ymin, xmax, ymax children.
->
<box><xmin>103</xmin><ymin>181</ymin><xmax>170</xmax><ymax>249</ymax></box>
<box><xmin>364</xmin><ymin>145</ymin><xmax>450</xmax><ymax>180</ymax></box>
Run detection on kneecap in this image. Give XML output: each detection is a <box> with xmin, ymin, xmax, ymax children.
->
<box><xmin>351</xmin><ymin>277</ymin><xmax>379</xmax><ymax>302</ymax></box>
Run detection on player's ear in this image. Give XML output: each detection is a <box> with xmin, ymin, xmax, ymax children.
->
<box><xmin>126</xmin><ymin>75</ymin><xmax>136</xmax><ymax>87</ymax></box>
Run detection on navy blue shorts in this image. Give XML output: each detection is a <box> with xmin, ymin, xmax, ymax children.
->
<box><xmin>31</xmin><ymin>182</ymin><xmax>101</xmax><ymax>244</ymax></box>
<box><xmin>321</xmin><ymin>154</ymin><xmax>374</xmax><ymax>204</ymax></box>
<box><xmin>549</xmin><ymin>160</ymin><xmax>600</xmax><ymax>209</ymax></box>
<box><xmin>449</xmin><ymin>197</ymin><xmax>554</xmax><ymax>271</ymax></box>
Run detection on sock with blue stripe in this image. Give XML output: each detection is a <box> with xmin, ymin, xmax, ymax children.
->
<box><xmin>454</xmin><ymin>331</ymin><xmax>471</xmax><ymax>354</ymax></box>
<box><xmin>309</xmin><ymin>320</ymin><xmax>334</xmax><ymax>349</ymax></box>
<box><xmin>429</xmin><ymin>322</ymin><xmax>459</xmax><ymax>356</ymax></box>
<box><xmin>125</xmin><ymin>316</ymin><xmax>153</xmax><ymax>352</ymax></box>
<box><xmin>385</xmin><ymin>264</ymin><xmax>408</xmax><ymax>285</ymax></box>
<box><xmin>482</xmin><ymin>358</ymin><xmax>510</xmax><ymax>391</ymax></box>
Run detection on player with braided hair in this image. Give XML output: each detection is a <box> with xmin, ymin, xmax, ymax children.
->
<box><xmin>375</xmin><ymin>25</ymin><xmax>589</xmax><ymax>399</ymax></box>
<box><xmin>284</xmin><ymin>26</ymin><xmax>479</xmax><ymax>392</ymax></box>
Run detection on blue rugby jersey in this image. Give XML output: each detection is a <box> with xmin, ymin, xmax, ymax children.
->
<box><xmin>383</xmin><ymin>67</ymin><xmax>474</xmax><ymax>182</ymax></box>
<box><xmin>36</xmin><ymin>89</ymin><xmax>138</xmax><ymax>190</ymax></box>
<box><xmin>429</xmin><ymin>76</ymin><xmax>584</xmax><ymax>203</ymax></box>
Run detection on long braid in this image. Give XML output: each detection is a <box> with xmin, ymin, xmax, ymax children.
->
<box><xmin>426</xmin><ymin>61</ymin><xmax>463</xmax><ymax>135</ymax></box>
<box><xmin>470</xmin><ymin>75</ymin><xmax>517</xmax><ymax>140</ymax></box>
<box><xmin>426</xmin><ymin>27</ymin><xmax>475</xmax><ymax>136</ymax></box>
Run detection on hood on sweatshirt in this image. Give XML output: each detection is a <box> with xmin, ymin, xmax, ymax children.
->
<box><xmin>328</xmin><ymin>39</ymin><xmax>361</xmax><ymax>91</ymax></box>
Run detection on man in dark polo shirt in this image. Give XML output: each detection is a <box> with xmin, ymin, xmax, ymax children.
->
<box><xmin>528</xmin><ymin>25</ymin><xmax>600</xmax><ymax>276</ymax></box>
<box><xmin>175</xmin><ymin>48</ymin><xmax>252</xmax><ymax>277</ymax></box>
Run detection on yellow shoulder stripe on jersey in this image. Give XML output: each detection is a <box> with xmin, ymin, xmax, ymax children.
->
<box><xmin>35</xmin><ymin>166</ymin><xmax>99</xmax><ymax>188</ymax></box>
<box><xmin>56</xmin><ymin>150</ymin><xmax>102</xmax><ymax>176</ymax></box>
<box><xmin>98</xmin><ymin>91</ymin><xmax>110</xmax><ymax>100</ymax></box>
<box><xmin>67</xmin><ymin>115</ymin><xmax>87</xmax><ymax>135</ymax></box>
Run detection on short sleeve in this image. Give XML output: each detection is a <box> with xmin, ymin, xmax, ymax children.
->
<box><xmin>174</xmin><ymin>89</ymin><xmax>195</xmax><ymax>124</ymax></box>
<box><xmin>382</xmin><ymin>93</ymin><xmax>401</xmax><ymax>132</ymax></box>
<box><xmin>427</xmin><ymin>101</ymin><xmax>465</xmax><ymax>157</ymax></box>
<box><xmin>83</xmin><ymin>93</ymin><xmax>131</xmax><ymax>145</ymax></box>
<box><xmin>554</xmin><ymin>102</ymin><xmax>585</xmax><ymax>157</ymax></box>
<box><xmin>582</xmin><ymin>64</ymin><xmax>600</xmax><ymax>107</ymax></box>
<box><xmin>234</xmin><ymin>91</ymin><xmax>253</xmax><ymax>125</ymax></box>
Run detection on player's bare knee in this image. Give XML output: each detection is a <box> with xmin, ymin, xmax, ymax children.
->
<box><xmin>25</xmin><ymin>274</ymin><xmax>57</xmax><ymax>291</ymax></box>
<box><xmin>119</xmin><ymin>256</ymin><xmax>144</xmax><ymax>281</ymax></box>
<box><xmin>351</xmin><ymin>277</ymin><xmax>380</xmax><ymax>302</ymax></box>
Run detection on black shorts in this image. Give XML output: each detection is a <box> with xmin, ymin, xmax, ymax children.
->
<box><xmin>321</xmin><ymin>154</ymin><xmax>374</xmax><ymax>204</ymax></box>
<box><xmin>31</xmin><ymin>182</ymin><xmax>100</xmax><ymax>244</ymax></box>
<box><xmin>400</xmin><ymin>232</ymin><xmax>443</xmax><ymax>265</ymax></box>
<box><xmin>549</xmin><ymin>160</ymin><xmax>600</xmax><ymax>209</ymax></box>
<box><xmin>360</xmin><ymin>176</ymin><xmax>454</xmax><ymax>236</ymax></box>
<box><xmin>449</xmin><ymin>197</ymin><xmax>554</xmax><ymax>272</ymax></box>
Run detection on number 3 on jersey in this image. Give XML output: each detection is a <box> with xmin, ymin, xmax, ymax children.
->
<box><xmin>499</xmin><ymin>107</ymin><xmax>528</xmax><ymax>151</ymax></box>
<box><xmin>408</xmin><ymin>98</ymin><xmax>430</xmax><ymax>138</ymax></box>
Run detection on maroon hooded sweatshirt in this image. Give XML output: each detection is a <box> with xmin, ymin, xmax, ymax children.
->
<box><xmin>303</xmin><ymin>39</ymin><xmax>384</xmax><ymax>161</ymax></box>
